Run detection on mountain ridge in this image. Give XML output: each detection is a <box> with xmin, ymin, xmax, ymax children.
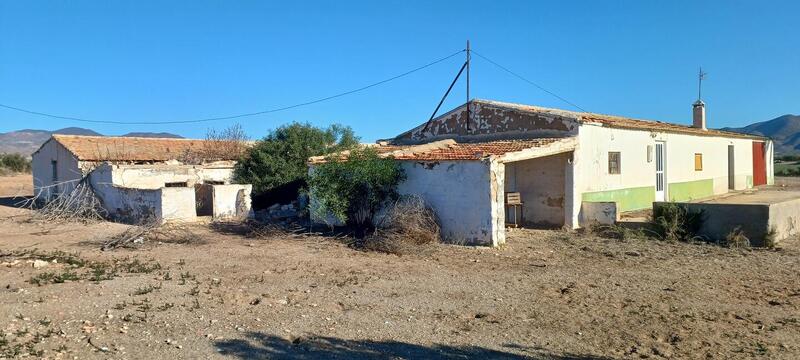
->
<box><xmin>0</xmin><ymin>127</ymin><xmax>183</xmax><ymax>156</ymax></box>
<box><xmin>721</xmin><ymin>114</ymin><xmax>800</xmax><ymax>154</ymax></box>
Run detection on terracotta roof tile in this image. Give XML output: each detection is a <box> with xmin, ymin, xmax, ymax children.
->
<box><xmin>47</xmin><ymin>135</ymin><xmax>239</xmax><ymax>162</ymax></box>
<box><xmin>309</xmin><ymin>138</ymin><xmax>571</xmax><ymax>164</ymax></box>
<box><xmin>391</xmin><ymin>139</ymin><xmax>560</xmax><ymax>161</ymax></box>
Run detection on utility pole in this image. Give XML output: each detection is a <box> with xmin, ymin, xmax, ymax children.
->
<box><xmin>466</xmin><ymin>40</ymin><xmax>471</xmax><ymax>130</ymax></box>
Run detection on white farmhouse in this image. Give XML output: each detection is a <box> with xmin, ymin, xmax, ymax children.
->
<box><xmin>311</xmin><ymin>99</ymin><xmax>773</xmax><ymax>246</ymax></box>
<box><xmin>32</xmin><ymin>135</ymin><xmax>251</xmax><ymax>223</ymax></box>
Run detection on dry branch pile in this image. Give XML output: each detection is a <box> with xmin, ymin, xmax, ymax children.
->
<box><xmin>364</xmin><ymin>195</ymin><xmax>441</xmax><ymax>255</ymax></box>
<box><xmin>101</xmin><ymin>220</ymin><xmax>199</xmax><ymax>251</ymax></box>
<box><xmin>25</xmin><ymin>178</ymin><xmax>107</xmax><ymax>223</ymax></box>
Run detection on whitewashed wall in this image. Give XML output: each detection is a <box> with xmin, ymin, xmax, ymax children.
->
<box><xmin>397</xmin><ymin>160</ymin><xmax>503</xmax><ymax>246</ymax></box>
<box><xmin>31</xmin><ymin>139</ymin><xmax>84</xmax><ymax>199</ymax></box>
<box><xmin>211</xmin><ymin>184</ymin><xmax>253</xmax><ymax>219</ymax></box>
<box><xmin>570</xmin><ymin>123</ymin><xmax>770</xmax><ymax>227</ymax></box>
<box><xmin>108</xmin><ymin>164</ymin><xmax>234</xmax><ymax>189</ymax></box>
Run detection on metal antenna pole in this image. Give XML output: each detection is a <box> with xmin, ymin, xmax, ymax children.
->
<box><xmin>466</xmin><ymin>40</ymin><xmax>471</xmax><ymax>130</ymax></box>
<box><xmin>698</xmin><ymin>67</ymin><xmax>707</xmax><ymax>100</ymax></box>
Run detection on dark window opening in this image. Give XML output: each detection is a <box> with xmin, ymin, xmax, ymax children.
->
<box><xmin>165</xmin><ymin>182</ymin><xmax>188</xmax><ymax>187</ymax></box>
<box><xmin>204</xmin><ymin>180</ymin><xmax>224</xmax><ymax>185</ymax></box>
<box><xmin>51</xmin><ymin>160</ymin><xmax>58</xmax><ymax>181</ymax></box>
<box><xmin>608</xmin><ymin>152</ymin><xmax>621</xmax><ymax>174</ymax></box>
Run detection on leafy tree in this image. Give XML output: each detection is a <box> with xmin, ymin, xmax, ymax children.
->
<box><xmin>233</xmin><ymin>122</ymin><xmax>358</xmax><ymax>193</ymax></box>
<box><xmin>308</xmin><ymin>147</ymin><xmax>406</xmax><ymax>235</ymax></box>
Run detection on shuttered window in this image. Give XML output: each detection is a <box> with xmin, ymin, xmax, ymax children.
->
<box><xmin>608</xmin><ymin>152</ymin><xmax>621</xmax><ymax>174</ymax></box>
<box><xmin>694</xmin><ymin>153</ymin><xmax>703</xmax><ymax>171</ymax></box>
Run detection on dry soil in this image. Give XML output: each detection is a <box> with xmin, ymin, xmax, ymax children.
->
<box><xmin>0</xmin><ymin>174</ymin><xmax>799</xmax><ymax>359</ymax></box>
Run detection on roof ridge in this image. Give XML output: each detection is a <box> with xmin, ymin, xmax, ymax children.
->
<box><xmin>52</xmin><ymin>134</ymin><xmax>199</xmax><ymax>141</ymax></box>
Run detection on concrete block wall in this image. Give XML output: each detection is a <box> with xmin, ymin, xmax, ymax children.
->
<box><xmin>653</xmin><ymin>200</ymin><xmax>799</xmax><ymax>247</ymax></box>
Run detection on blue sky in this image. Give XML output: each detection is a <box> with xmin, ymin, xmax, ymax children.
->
<box><xmin>0</xmin><ymin>1</ymin><xmax>797</xmax><ymax>141</ymax></box>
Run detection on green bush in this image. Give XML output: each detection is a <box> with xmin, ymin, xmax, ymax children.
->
<box><xmin>0</xmin><ymin>153</ymin><xmax>31</xmax><ymax>174</ymax></box>
<box><xmin>308</xmin><ymin>147</ymin><xmax>405</xmax><ymax>235</ymax></box>
<box><xmin>233</xmin><ymin>123</ymin><xmax>358</xmax><ymax>194</ymax></box>
<box><xmin>652</xmin><ymin>203</ymin><xmax>704</xmax><ymax>242</ymax></box>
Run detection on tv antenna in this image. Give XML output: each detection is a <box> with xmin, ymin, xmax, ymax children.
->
<box><xmin>697</xmin><ymin>67</ymin><xmax>707</xmax><ymax>100</ymax></box>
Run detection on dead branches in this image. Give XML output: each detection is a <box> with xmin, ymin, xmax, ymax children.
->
<box><xmin>179</xmin><ymin>123</ymin><xmax>250</xmax><ymax>164</ymax></box>
<box><xmin>101</xmin><ymin>220</ymin><xmax>200</xmax><ymax>251</ymax></box>
<box><xmin>364</xmin><ymin>195</ymin><xmax>441</xmax><ymax>255</ymax></box>
<box><xmin>24</xmin><ymin>177</ymin><xmax>107</xmax><ymax>224</ymax></box>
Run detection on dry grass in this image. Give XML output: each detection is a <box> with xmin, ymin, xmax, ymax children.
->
<box><xmin>724</xmin><ymin>226</ymin><xmax>751</xmax><ymax>248</ymax></box>
<box><xmin>363</xmin><ymin>195</ymin><xmax>441</xmax><ymax>255</ymax></box>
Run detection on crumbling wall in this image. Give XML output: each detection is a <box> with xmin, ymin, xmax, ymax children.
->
<box><xmin>211</xmin><ymin>184</ymin><xmax>253</xmax><ymax>219</ymax></box>
<box><xmin>394</xmin><ymin>101</ymin><xmax>579</xmax><ymax>145</ymax></box>
<box><xmin>107</xmin><ymin>163</ymin><xmax>235</xmax><ymax>189</ymax></box>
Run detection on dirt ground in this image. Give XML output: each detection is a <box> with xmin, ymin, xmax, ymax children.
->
<box><xmin>1</xmin><ymin>174</ymin><xmax>799</xmax><ymax>359</ymax></box>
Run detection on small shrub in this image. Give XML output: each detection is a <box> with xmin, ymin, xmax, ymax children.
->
<box><xmin>763</xmin><ymin>227</ymin><xmax>777</xmax><ymax>249</ymax></box>
<box><xmin>363</xmin><ymin>195</ymin><xmax>441</xmax><ymax>255</ymax></box>
<box><xmin>652</xmin><ymin>203</ymin><xmax>704</xmax><ymax>242</ymax></box>
<box><xmin>724</xmin><ymin>226</ymin><xmax>751</xmax><ymax>248</ymax></box>
<box><xmin>0</xmin><ymin>153</ymin><xmax>31</xmax><ymax>174</ymax></box>
<box><xmin>308</xmin><ymin>147</ymin><xmax>406</xmax><ymax>235</ymax></box>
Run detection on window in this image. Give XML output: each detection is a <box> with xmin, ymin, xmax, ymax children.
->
<box><xmin>608</xmin><ymin>152</ymin><xmax>621</xmax><ymax>174</ymax></box>
<box><xmin>51</xmin><ymin>160</ymin><xmax>58</xmax><ymax>181</ymax></box>
<box><xmin>694</xmin><ymin>153</ymin><xmax>703</xmax><ymax>171</ymax></box>
<box><xmin>165</xmin><ymin>181</ymin><xmax>188</xmax><ymax>187</ymax></box>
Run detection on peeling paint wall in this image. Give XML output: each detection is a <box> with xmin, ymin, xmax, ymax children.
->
<box><xmin>394</xmin><ymin>102</ymin><xmax>579</xmax><ymax>145</ymax></box>
<box><xmin>397</xmin><ymin>160</ymin><xmax>501</xmax><ymax>246</ymax></box>
<box><xmin>504</xmin><ymin>153</ymin><xmax>568</xmax><ymax>227</ymax></box>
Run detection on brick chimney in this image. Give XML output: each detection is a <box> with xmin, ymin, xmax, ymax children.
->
<box><xmin>692</xmin><ymin>100</ymin><xmax>706</xmax><ymax>130</ymax></box>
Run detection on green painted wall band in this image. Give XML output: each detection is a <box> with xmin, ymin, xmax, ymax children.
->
<box><xmin>581</xmin><ymin>186</ymin><xmax>655</xmax><ymax>212</ymax></box>
<box><xmin>667</xmin><ymin>179</ymin><xmax>714</xmax><ymax>202</ymax></box>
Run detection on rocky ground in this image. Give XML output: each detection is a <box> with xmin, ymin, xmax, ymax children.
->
<box><xmin>0</xmin><ymin>174</ymin><xmax>799</xmax><ymax>359</ymax></box>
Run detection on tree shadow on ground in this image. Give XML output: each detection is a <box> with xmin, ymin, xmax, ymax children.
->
<box><xmin>215</xmin><ymin>332</ymin><xmax>612</xmax><ymax>360</ymax></box>
<box><xmin>0</xmin><ymin>195</ymin><xmax>30</xmax><ymax>209</ymax></box>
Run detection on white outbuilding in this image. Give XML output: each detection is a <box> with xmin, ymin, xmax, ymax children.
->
<box><xmin>31</xmin><ymin>135</ymin><xmax>252</xmax><ymax>223</ymax></box>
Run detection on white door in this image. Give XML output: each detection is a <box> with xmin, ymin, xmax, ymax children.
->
<box><xmin>655</xmin><ymin>142</ymin><xmax>665</xmax><ymax>201</ymax></box>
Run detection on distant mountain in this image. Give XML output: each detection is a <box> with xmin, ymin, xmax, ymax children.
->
<box><xmin>0</xmin><ymin>127</ymin><xmax>183</xmax><ymax>156</ymax></box>
<box><xmin>121</xmin><ymin>132</ymin><xmax>183</xmax><ymax>138</ymax></box>
<box><xmin>722</xmin><ymin>114</ymin><xmax>800</xmax><ymax>154</ymax></box>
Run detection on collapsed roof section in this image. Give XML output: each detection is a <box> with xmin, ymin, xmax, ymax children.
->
<box><xmin>308</xmin><ymin>137</ymin><xmax>578</xmax><ymax>164</ymax></box>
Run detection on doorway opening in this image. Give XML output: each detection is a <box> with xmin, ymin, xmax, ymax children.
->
<box><xmin>728</xmin><ymin>145</ymin><xmax>735</xmax><ymax>190</ymax></box>
<box><xmin>655</xmin><ymin>142</ymin><xmax>666</xmax><ymax>201</ymax></box>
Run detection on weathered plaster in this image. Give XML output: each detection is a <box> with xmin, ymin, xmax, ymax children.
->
<box><xmin>393</xmin><ymin>101</ymin><xmax>579</xmax><ymax>145</ymax></box>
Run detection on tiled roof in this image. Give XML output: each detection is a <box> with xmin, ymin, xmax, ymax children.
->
<box><xmin>46</xmin><ymin>135</ymin><xmax>240</xmax><ymax>162</ymax></box>
<box><xmin>309</xmin><ymin>138</ymin><xmax>571</xmax><ymax>164</ymax></box>
<box><xmin>473</xmin><ymin>99</ymin><xmax>767</xmax><ymax>140</ymax></box>
<box><xmin>391</xmin><ymin>139</ymin><xmax>560</xmax><ymax>161</ymax></box>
